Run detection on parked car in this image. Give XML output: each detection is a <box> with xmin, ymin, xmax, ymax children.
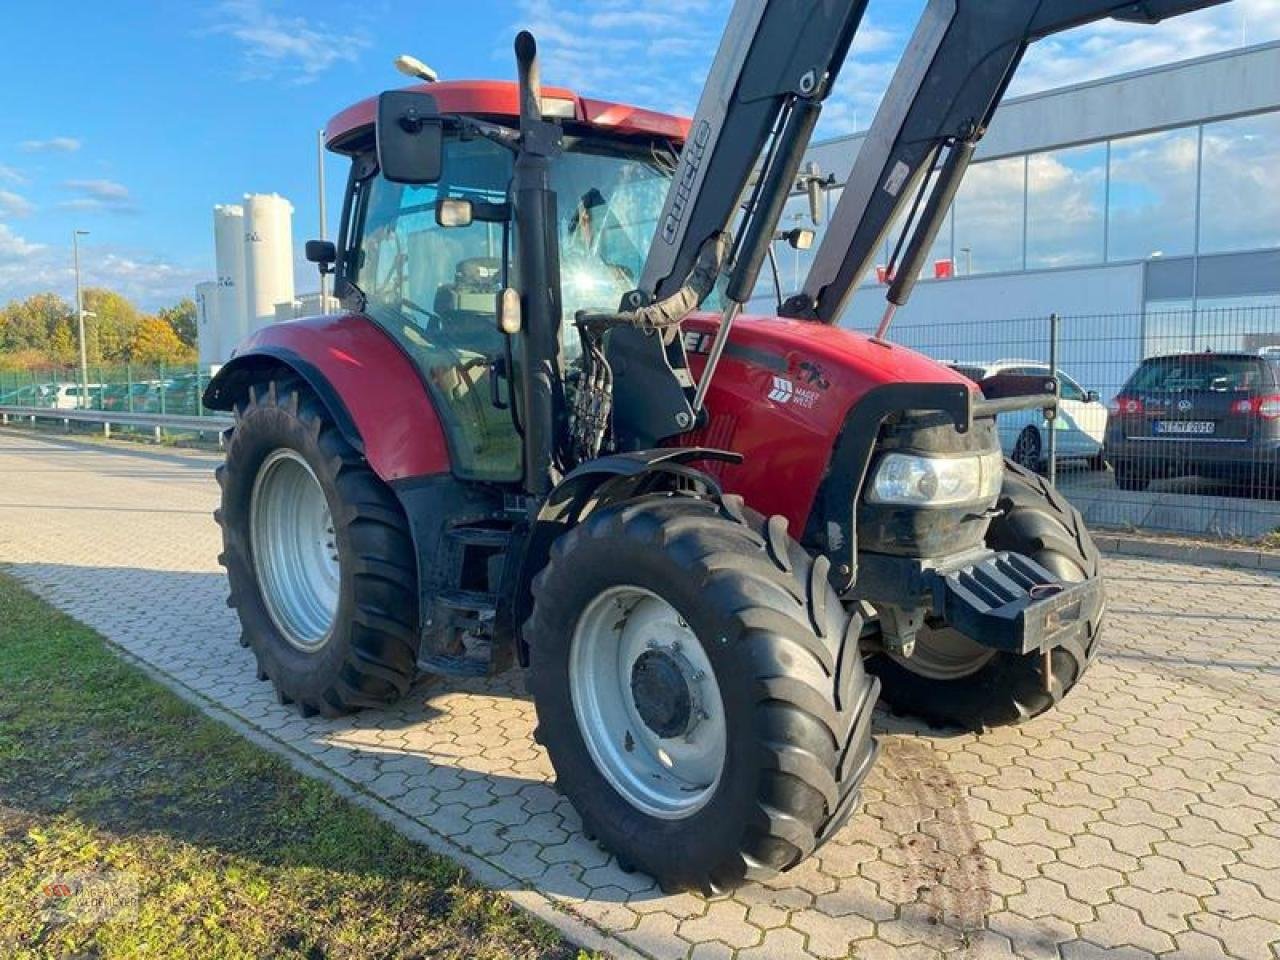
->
<box><xmin>1104</xmin><ymin>351</ymin><xmax>1280</xmax><ymax>493</ymax></box>
<box><xmin>51</xmin><ymin>383</ymin><xmax>105</xmax><ymax>410</ymax></box>
<box><xmin>100</xmin><ymin>382</ymin><xmax>157</xmax><ymax>413</ymax></box>
<box><xmin>949</xmin><ymin>360</ymin><xmax>1108</xmax><ymax>471</ymax></box>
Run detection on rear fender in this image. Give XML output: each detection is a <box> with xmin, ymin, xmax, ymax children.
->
<box><xmin>203</xmin><ymin>315</ymin><xmax>451</xmax><ymax>482</ymax></box>
<box><xmin>512</xmin><ymin>447</ymin><xmax>741</xmax><ymax>666</ymax></box>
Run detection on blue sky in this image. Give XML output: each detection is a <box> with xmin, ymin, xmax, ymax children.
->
<box><xmin>0</xmin><ymin>0</ymin><xmax>1273</xmax><ymax>311</ymax></box>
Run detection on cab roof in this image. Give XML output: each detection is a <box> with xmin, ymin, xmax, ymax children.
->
<box><xmin>325</xmin><ymin>80</ymin><xmax>690</xmax><ymax>154</ymax></box>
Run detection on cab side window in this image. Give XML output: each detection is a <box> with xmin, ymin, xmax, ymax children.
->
<box><xmin>352</xmin><ymin>138</ymin><xmax>520</xmax><ymax>482</ymax></box>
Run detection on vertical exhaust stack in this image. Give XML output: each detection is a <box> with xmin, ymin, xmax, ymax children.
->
<box><xmin>243</xmin><ymin>193</ymin><xmax>296</xmax><ymax>333</ymax></box>
<box><xmin>214</xmin><ymin>204</ymin><xmax>248</xmax><ymax>349</ymax></box>
<box><xmin>511</xmin><ymin>30</ymin><xmax>566</xmax><ymax>494</ymax></box>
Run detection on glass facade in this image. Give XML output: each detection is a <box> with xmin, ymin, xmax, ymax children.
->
<box><xmin>824</xmin><ymin>107</ymin><xmax>1280</xmax><ymax>283</ymax></box>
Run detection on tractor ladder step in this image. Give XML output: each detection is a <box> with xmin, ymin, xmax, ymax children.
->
<box><xmin>436</xmin><ymin>588</ymin><xmax>498</xmax><ymax>618</ymax></box>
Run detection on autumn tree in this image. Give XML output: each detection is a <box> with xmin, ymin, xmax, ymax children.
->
<box><xmin>157</xmin><ymin>299</ymin><xmax>197</xmax><ymax>349</ymax></box>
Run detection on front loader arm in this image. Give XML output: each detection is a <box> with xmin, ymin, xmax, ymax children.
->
<box><xmin>783</xmin><ymin>0</ymin><xmax>1228</xmax><ymax>328</ymax></box>
<box><xmin>609</xmin><ymin>0</ymin><xmax>875</xmax><ymax>448</ymax></box>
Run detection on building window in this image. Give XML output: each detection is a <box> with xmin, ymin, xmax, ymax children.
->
<box><xmin>1025</xmin><ymin>144</ymin><xmax>1106</xmax><ymax>269</ymax></box>
<box><xmin>953</xmin><ymin>155</ymin><xmax>1026</xmax><ymax>275</ymax></box>
<box><xmin>1199</xmin><ymin>111</ymin><xmax>1280</xmax><ymax>255</ymax></box>
<box><xmin>1107</xmin><ymin>128</ymin><xmax>1198</xmax><ymax>262</ymax></box>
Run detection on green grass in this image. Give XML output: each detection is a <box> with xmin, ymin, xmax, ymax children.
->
<box><xmin>0</xmin><ymin>572</ymin><xmax>593</xmax><ymax>960</ymax></box>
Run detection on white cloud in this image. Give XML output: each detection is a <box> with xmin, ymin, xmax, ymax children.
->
<box><xmin>0</xmin><ymin>191</ymin><xmax>34</xmax><ymax>218</ymax></box>
<box><xmin>210</xmin><ymin>0</ymin><xmax>371</xmax><ymax>84</ymax></box>
<box><xmin>18</xmin><ymin>136</ymin><xmax>81</xmax><ymax>153</ymax></box>
<box><xmin>0</xmin><ymin>223</ymin><xmax>44</xmax><ymax>260</ymax></box>
<box><xmin>0</xmin><ymin>164</ymin><xmax>25</xmax><ymax>185</ymax></box>
<box><xmin>60</xmin><ymin>179</ymin><xmax>135</xmax><ymax>214</ymax></box>
<box><xmin>1015</xmin><ymin>0</ymin><xmax>1280</xmax><ymax>96</ymax></box>
<box><xmin>508</xmin><ymin>0</ymin><xmax>724</xmax><ymax>117</ymax></box>
<box><xmin>64</xmin><ymin>179</ymin><xmax>131</xmax><ymax>201</ymax></box>
<box><xmin>0</xmin><ymin>225</ymin><xmax>203</xmax><ymax>310</ymax></box>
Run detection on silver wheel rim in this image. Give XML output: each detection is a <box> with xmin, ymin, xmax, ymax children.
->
<box><xmin>250</xmin><ymin>448</ymin><xmax>340</xmax><ymax>652</ymax></box>
<box><xmin>889</xmin><ymin>626</ymin><xmax>996</xmax><ymax>680</ymax></box>
<box><xmin>569</xmin><ymin>586</ymin><xmax>726</xmax><ymax>819</ymax></box>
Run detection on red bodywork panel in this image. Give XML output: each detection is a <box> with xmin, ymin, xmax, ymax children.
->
<box><xmin>676</xmin><ymin>313</ymin><xmax>973</xmax><ymax>536</ymax></box>
<box><xmin>234</xmin><ymin>315</ymin><xmax>451</xmax><ymax>482</ymax></box>
<box><xmin>326</xmin><ymin>80</ymin><xmax>689</xmax><ymax>151</ymax></box>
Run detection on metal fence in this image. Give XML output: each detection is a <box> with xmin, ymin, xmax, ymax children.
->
<box><xmin>864</xmin><ymin>304</ymin><xmax>1280</xmax><ymax>541</ymax></box>
<box><xmin>0</xmin><ymin>362</ymin><xmax>211</xmax><ymax>419</ymax></box>
<box><xmin>3</xmin><ymin>309</ymin><xmax>1279</xmax><ymax>541</ymax></box>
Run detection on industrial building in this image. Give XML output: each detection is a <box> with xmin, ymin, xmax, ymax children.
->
<box><xmin>196</xmin><ymin>194</ymin><xmax>295</xmax><ymax>368</ymax></box>
<box><xmin>770</xmin><ymin>40</ymin><xmax>1280</xmax><ymax>399</ymax></box>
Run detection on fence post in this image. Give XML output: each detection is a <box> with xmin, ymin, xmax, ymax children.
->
<box><xmin>104</xmin><ymin>421</ymin><xmax>111</xmax><ymax>439</ymax></box>
<box><xmin>1047</xmin><ymin>312</ymin><xmax>1059</xmax><ymax>487</ymax></box>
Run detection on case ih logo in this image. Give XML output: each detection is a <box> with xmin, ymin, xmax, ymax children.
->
<box><xmin>768</xmin><ymin>376</ymin><xmax>820</xmax><ymax>409</ymax></box>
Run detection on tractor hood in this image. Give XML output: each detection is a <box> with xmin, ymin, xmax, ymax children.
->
<box><xmin>673</xmin><ymin>311</ymin><xmax>976</xmax><ymax>536</ymax></box>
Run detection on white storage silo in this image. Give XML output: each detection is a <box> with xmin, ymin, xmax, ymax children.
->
<box><xmin>214</xmin><ymin>204</ymin><xmax>248</xmax><ymax>350</ymax></box>
<box><xmin>243</xmin><ymin>193</ymin><xmax>295</xmax><ymax>333</ymax></box>
<box><xmin>195</xmin><ymin>281</ymin><xmax>221</xmax><ymax>368</ymax></box>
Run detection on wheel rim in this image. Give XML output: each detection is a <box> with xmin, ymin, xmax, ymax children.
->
<box><xmin>889</xmin><ymin>625</ymin><xmax>996</xmax><ymax>680</ymax></box>
<box><xmin>1014</xmin><ymin>430</ymin><xmax>1040</xmax><ymax>469</ymax></box>
<box><xmin>569</xmin><ymin>586</ymin><xmax>726</xmax><ymax>820</ymax></box>
<box><xmin>250</xmin><ymin>449</ymin><xmax>340</xmax><ymax>653</ymax></box>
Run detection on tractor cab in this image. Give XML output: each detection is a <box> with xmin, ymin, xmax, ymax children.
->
<box><xmin>317</xmin><ymin>82</ymin><xmax>690</xmax><ymax>482</ymax></box>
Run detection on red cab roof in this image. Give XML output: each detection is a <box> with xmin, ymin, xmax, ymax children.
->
<box><xmin>325</xmin><ymin>80</ymin><xmax>690</xmax><ymax>152</ymax></box>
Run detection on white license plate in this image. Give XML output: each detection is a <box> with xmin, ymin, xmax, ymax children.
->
<box><xmin>1155</xmin><ymin>420</ymin><xmax>1215</xmax><ymax>435</ymax></box>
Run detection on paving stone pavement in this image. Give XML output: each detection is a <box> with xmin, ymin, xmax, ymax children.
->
<box><xmin>1</xmin><ymin>428</ymin><xmax>1278</xmax><ymax>960</ymax></box>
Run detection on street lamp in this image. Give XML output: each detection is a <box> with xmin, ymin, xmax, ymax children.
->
<box><xmin>72</xmin><ymin>230</ymin><xmax>90</xmax><ymax>409</ymax></box>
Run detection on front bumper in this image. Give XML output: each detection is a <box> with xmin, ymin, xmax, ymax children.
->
<box><xmin>857</xmin><ymin>549</ymin><xmax>1105</xmax><ymax>655</ymax></box>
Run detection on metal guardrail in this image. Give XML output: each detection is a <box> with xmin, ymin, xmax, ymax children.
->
<box><xmin>0</xmin><ymin>404</ymin><xmax>233</xmax><ymax>440</ymax></box>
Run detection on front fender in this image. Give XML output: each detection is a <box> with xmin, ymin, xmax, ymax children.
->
<box><xmin>511</xmin><ymin>447</ymin><xmax>741</xmax><ymax>665</ymax></box>
<box><xmin>204</xmin><ymin>315</ymin><xmax>451</xmax><ymax>482</ymax></box>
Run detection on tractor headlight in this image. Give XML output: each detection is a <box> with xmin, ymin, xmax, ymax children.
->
<box><xmin>867</xmin><ymin>451</ymin><xmax>1003</xmax><ymax>507</ymax></box>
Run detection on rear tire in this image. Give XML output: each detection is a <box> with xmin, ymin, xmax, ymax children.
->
<box><xmin>867</xmin><ymin>460</ymin><xmax>1104</xmax><ymax>730</ymax></box>
<box><xmin>527</xmin><ymin>494</ymin><xmax>879</xmax><ymax>894</ymax></box>
<box><xmin>216</xmin><ymin>376</ymin><xmax>419</xmax><ymax>716</ymax></box>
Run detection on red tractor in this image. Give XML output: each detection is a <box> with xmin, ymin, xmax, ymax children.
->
<box><xmin>206</xmin><ymin>0</ymin><xmax>1220</xmax><ymax>893</ymax></box>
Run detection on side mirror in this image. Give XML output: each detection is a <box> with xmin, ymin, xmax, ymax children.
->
<box><xmin>305</xmin><ymin>239</ymin><xmax>336</xmax><ymax>274</ymax></box>
<box><xmin>437</xmin><ymin>196</ymin><xmax>513</xmax><ymax>227</ymax></box>
<box><xmin>781</xmin><ymin>227</ymin><xmax>814</xmax><ymax>251</ymax></box>
<box><xmin>1086</xmin><ymin>389</ymin><xmax>1100</xmax><ymax>403</ymax></box>
<box><xmin>437</xmin><ymin>198</ymin><xmax>473</xmax><ymax>228</ymax></box>
<box><xmin>376</xmin><ymin>90</ymin><xmax>443</xmax><ymax>184</ymax></box>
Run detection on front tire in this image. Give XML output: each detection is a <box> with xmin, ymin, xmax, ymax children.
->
<box><xmin>216</xmin><ymin>376</ymin><xmax>419</xmax><ymax>716</ymax></box>
<box><xmin>867</xmin><ymin>460</ymin><xmax>1104</xmax><ymax>730</ymax></box>
<box><xmin>527</xmin><ymin>494</ymin><xmax>879</xmax><ymax>894</ymax></box>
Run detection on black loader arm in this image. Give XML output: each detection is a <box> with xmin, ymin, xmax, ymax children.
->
<box><xmin>608</xmin><ymin>0</ymin><xmax>874</xmax><ymax>447</ymax></box>
<box><xmin>783</xmin><ymin>0</ymin><xmax>1228</xmax><ymax>328</ymax></box>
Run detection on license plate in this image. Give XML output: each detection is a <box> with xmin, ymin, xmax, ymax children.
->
<box><xmin>1155</xmin><ymin>420</ymin><xmax>1215</xmax><ymax>435</ymax></box>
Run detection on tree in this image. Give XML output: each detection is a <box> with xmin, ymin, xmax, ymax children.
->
<box><xmin>131</xmin><ymin>315</ymin><xmax>190</xmax><ymax>365</ymax></box>
<box><xmin>82</xmin><ymin>288</ymin><xmax>142</xmax><ymax>364</ymax></box>
<box><xmin>157</xmin><ymin>299</ymin><xmax>197</xmax><ymax>349</ymax></box>
<box><xmin>0</xmin><ymin>293</ymin><xmax>73</xmax><ymax>355</ymax></box>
